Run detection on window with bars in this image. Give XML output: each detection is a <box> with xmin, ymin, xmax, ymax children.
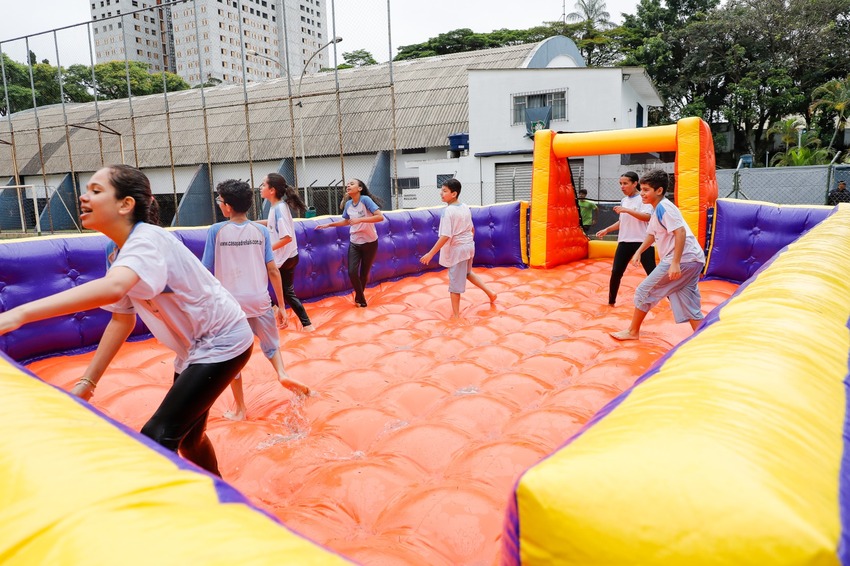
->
<box><xmin>512</xmin><ymin>90</ymin><xmax>566</xmax><ymax>124</ymax></box>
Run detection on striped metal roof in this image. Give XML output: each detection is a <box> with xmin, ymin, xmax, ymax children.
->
<box><xmin>0</xmin><ymin>42</ymin><xmax>543</xmax><ymax>176</ymax></box>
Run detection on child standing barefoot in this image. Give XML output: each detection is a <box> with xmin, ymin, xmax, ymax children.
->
<box><xmin>610</xmin><ymin>169</ymin><xmax>705</xmax><ymax>340</ymax></box>
<box><xmin>203</xmin><ymin>180</ymin><xmax>310</xmax><ymax>421</ymax></box>
<box><xmin>420</xmin><ymin>178</ymin><xmax>497</xmax><ymax>319</ymax></box>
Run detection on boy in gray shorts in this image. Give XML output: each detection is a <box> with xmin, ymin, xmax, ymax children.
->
<box><xmin>420</xmin><ymin>178</ymin><xmax>497</xmax><ymax>319</ymax></box>
<box><xmin>610</xmin><ymin>169</ymin><xmax>705</xmax><ymax>340</ymax></box>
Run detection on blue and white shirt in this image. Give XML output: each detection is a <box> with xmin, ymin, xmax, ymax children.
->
<box><xmin>342</xmin><ymin>196</ymin><xmax>380</xmax><ymax>245</ymax></box>
<box><xmin>104</xmin><ymin>222</ymin><xmax>252</xmax><ymax>373</ymax></box>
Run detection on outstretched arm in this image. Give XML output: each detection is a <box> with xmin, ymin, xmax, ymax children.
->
<box><xmin>70</xmin><ymin>312</ymin><xmax>136</xmax><ymax>400</ymax></box>
<box><xmin>0</xmin><ymin>266</ymin><xmax>139</xmax><ymax>335</ymax></box>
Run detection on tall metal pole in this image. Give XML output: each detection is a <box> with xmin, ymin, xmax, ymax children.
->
<box><xmin>296</xmin><ymin>36</ymin><xmax>342</xmax><ymax>209</ymax></box>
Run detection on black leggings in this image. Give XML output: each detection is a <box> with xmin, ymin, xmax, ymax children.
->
<box><xmin>348</xmin><ymin>240</ymin><xmax>379</xmax><ymax>304</ymax></box>
<box><xmin>609</xmin><ymin>241</ymin><xmax>656</xmax><ymax>305</ymax></box>
<box><xmin>140</xmin><ymin>346</ymin><xmax>252</xmax><ymax>476</ymax></box>
<box><xmin>278</xmin><ymin>254</ymin><xmax>312</xmax><ymax>327</ymax></box>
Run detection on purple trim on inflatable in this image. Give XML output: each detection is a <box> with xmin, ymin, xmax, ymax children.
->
<box><xmin>840</xmin><ymin>312</ymin><xmax>850</xmax><ymax>565</ymax></box>
<box><xmin>502</xmin><ymin>202</ymin><xmax>839</xmax><ymax>562</ymax></box>
<box><xmin>0</xmin><ymin>202</ymin><xmax>526</xmax><ymax>364</ymax></box>
<box><xmin>501</xmin><ymin>490</ymin><xmax>521</xmax><ymax>565</ymax></box>
<box><xmin>704</xmin><ymin>200</ymin><xmax>832</xmax><ymax>283</ymax></box>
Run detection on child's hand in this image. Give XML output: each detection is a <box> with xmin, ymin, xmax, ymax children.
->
<box><xmin>613</xmin><ymin>206</ymin><xmax>624</xmax><ymax>214</ymax></box>
<box><xmin>420</xmin><ymin>253</ymin><xmax>433</xmax><ymax>265</ymax></box>
<box><xmin>630</xmin><ymin>253</ymin><xmax>641</xmax><ymax>267</ymax></box>
<box><xmin>595</xmin><ymin>228</ymin><xmax>607</xmax><ymax>238</ymax></box>
<box><xmin>276</xmin><ymin>308</ymin><xmax>289</xmax><ymax>329</ymax></box>
<box><xmin>70</xmin><ymin>379</ymin><xmax>95</xmax><ymax>401</ymax></box>
<box><xmin>314</xmin><ymin>224</ymin><xmax>326</xmax><ymax>230</ymax></box>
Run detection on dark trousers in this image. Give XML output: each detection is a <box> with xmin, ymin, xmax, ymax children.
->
<box><xmin>278</xmin><ymin>254</ymin><xmax>311</xmax><ymax>327</ymax></box>
<box><xmin>140</xmin><ymin>346</ymin><xmax>252</xmax><ymax>476</ymax></box>
<box><xmin>348</xmin><ymin>240</ymin><xmax>379</xmax><ymax>304</ymax></box>
<box><xmin>609</xmin><ymin>241</ymin><xmax>656</xmax><ymax>305</ymax></box>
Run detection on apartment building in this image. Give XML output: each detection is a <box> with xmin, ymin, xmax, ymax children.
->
<box><xmin>90</xmin><ymin>0</ymin><xmax>329</xmax><ymax>85</ymax></box>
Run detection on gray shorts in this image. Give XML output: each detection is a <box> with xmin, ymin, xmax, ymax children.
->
<box><xmin>634</xmin><ymin>260</ymin><xmax>704</xmax><ymax>323</ymax></box>
<box><xmin>247</xmin><ymin>309</ymin><xmax>280</xmax><ymax>358</ymax></box>
<box><xmin>448</xmin><ymin>258</ymin><xmax>473</xmax><ymax>294</ymax></box>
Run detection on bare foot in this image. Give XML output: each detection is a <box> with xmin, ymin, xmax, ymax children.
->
<box><xmin>609</xmin><ymin>330</ymin><xmax>639</xmax><ymax>341</ymax></box>
<box><xmin>303</xmin><ymin>324</ymin><xmax>316</xmax><ymax>332</ymax></box>
<box><xmin>279</xmin><ymin>375</ymin><xmax>311</xmax><ymax>397</ymax></box>
<box><xmin>486</xmin><ymin>290</ymin><xmax>497</xmax><ymax>303</ymax></box>
<box><xmin>223</xmin><ymin>408</ymin><xmax>246</xmax><ymax>421</ymax></box>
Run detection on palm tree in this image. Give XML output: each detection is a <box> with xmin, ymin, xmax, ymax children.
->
<box><xmin>565</xmin><ymin>0</ymin><xmax>614</xmax><ymax>65</ymax></box>
<box><xmin>770</xmin><ymin>135</ymin><xmax>834</xmax><ymax>166</ymax></box>
<box><xmin>566</xmin><ymin>0</ymin><xmax>613</xmax><ymax>29</ymax></box>
<box><xmin>767</xmin><ymin>117</ymin><xmax>805</xmax><ymax>151</ymax></box>
<box><xmin>810</xmin><ymin>75</ymin><xmax>850</xmax><ymax>153</ymax></box>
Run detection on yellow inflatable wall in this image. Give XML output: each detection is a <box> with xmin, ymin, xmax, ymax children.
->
<box><xmin>0</xmin><ymin>358</ymin><xmax>349</xmax><ymax>565</ymax></box>
<box><xmin>530</xmin><ymin>117</ymin><xmax>718</xmax><ymax>267</ymax></box>
<box><xmin>510</xmin><ymin>203</ymin><xmax>850</xmax><ymax>564</ymax></box>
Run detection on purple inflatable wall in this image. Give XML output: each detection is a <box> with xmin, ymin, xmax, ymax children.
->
<box><xmin>704</xmin><ymin>199</ymin><xmax>833</xmax><ymax>283</ymax></box>
<box><xmin>0</xmin><ymin>202</ymin><xmax>525</xmax><ymax>363</ymax></box>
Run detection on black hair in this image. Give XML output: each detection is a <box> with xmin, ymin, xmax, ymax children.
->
<box><xmin>266</xmin><ymin>173</ymin><xmax>306</xmax><ymax>215</ymax></box>
<box><xmin>216</xmin><ymin>179</ymin><xmax>253</xmax><ymax>213</ymax></box>
<box><xmin>578</xmin><ymin>189</ymin><xmax>588</xmax><ymax>196</ymax></box>
<box><xmin>351</xmin><ymin>178</ymin><xmax>382</xmax><ymax>208</ymax></box>
<box><xmin>621</xmin><ymin>171</ymin><xmax>640</xmax><ymax>185</ymax></box>
<box><xmin>443</xmin><ymin>178</ymin><xmax>462</xmax><ymax>197</ymax></box>
<box><xmin>106</xmin><ymin>164</ymin><xmax>160</xmax><ymax>225</ymax></box>
<box><xmin>639</xmin><ymin>169</ymin><xmax>669</xmax><ymax>194</ymax></box>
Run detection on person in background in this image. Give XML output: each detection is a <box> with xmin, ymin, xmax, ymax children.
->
<box><xmin>577</xmin><ymin>189</ymin><xmax>598</xmax><ymax>234</ymax></box>
<box><xmin>315</xmin><ymin>179</ymin><xmax>384</xmax><ymax>308</ymax></box>
<box><xmin>595</xmin><ymin>171</ymin><xmax>657</xmax><ymax>306</ymax></box>
<box><xmin>420</xmin><ymin>178</ymin><xmax>497</xmax><ymax>319</ymax></box>
<box><xmin>827</xmin><ymin>180</ymin><xmax>850</xmax><ymax>205</ymax></box>
<box><xmin>261</xmin><ymin>173</ymin><xmax>315</xmax><ymax>332</ymax></box>
<box><xmin>0</xmin><ymin>165</ymin><xmax>253</xmax><ymax>477</ymax></box>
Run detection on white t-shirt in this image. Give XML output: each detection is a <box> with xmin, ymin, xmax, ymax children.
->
<box><xmin>342</xmin><ymin>196</ymin><xmax>380</xmax><ymax>245</ymax></box>
<box><xmin>103</xmin><ymin>222</ymin><xmax>252</xmax><ymax>374</ymax></box>
<box><xmin>647</xmin><ymin>198</ymin><xmax>706</xmax><ymax>264</ymax></box>
<box><xmin>202</xmin><ymin>220</ymin><xmax>274</xmax><ymax>318</ymax></box>
<box><xmin>268</xmin><ymin>200</ymin><xmax>298</xmax><ymax>267</ymax></box>
<box><xmin>438</xmin><ymin>202</ymin><xmax>475</xmax><ymax>268</ymax></box>
<box><xmin>618</xmin><ymin>193</ymin><xmax>653</xmax><ymax>243</ymax></box>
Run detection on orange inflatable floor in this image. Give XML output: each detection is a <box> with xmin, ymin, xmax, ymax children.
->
<box><xmin>31</xmin><ymin>259</ymin><xmax>737</xmax><ymax>565</ymax></box>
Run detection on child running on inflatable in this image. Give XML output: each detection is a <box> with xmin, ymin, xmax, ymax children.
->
<box><xmin>203</xmin><ymin>179</ymin><xmax>310</xmax><ymax>421</ymax></box>
<box><xmin>420</xmin><ymin>178</ymin><xmax>497</xmax><ymax>319</ymax></box>
<box><xmin>0</xmin><ymin>165</ymin><xmax>252</xmax><ymax>477</ymax></box>
<box><xmin>610</xmin><ymin>169</ymin><xmax>705</xmax><ymax>340</ymax></box>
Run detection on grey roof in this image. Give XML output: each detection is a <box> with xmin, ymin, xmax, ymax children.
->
<box><xmin>0</xmin><ymin>38</ymin><xmax>652</xmax><ymax>177</ymax></box>
<box><xmin>0</xmin><ymin>42</ymin><xmax>536</xmax><ymax>176</ymax></box>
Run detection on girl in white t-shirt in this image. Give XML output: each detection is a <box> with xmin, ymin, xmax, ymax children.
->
<box><xmin>595</xmin><ymin>171</ymin><xmax>657</xmax><ymax>305</ymax></box>
<box><xmin>315</xmin><ymin>179</ymin><xmax>384</xmax><ymax>307</ymax></box>
<box><xmin>262</xmin><ymin>173</ymin><xmax>314</xmax><ymax>331</ymax></box>
<box><xmin>0</xmin><ymin>165</ymin><xmax>253</xmax><ymax>477</ymax></box>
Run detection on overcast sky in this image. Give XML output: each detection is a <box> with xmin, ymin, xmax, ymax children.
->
<box><xmin>0</xmin><ymin>0</ymin><xmax>639</xmax><ymax>67</ymax></box>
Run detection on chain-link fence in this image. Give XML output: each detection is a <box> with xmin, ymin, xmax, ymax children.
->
<box><xmin>1</xmin><ymin>2</ymin><xmax>847</xmax><ymax>237</ymax></box>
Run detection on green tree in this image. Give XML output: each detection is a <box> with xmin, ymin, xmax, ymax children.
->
<box><xmin>810</xmin><ymin>75</ymin><xmax>850</xmax><ymax>153</ymax></box>
<box><xmin>767</xmin><ymin>117</ymin><xmax>806</xmax><ymax>151</ymax></box>
<box><xmin>340</xmin><ymin>49</ymin><xmax>377</xmax><ymax>68</ymax></box>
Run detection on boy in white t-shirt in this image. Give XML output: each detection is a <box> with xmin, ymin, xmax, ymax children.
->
<box><xmin>610</xmin><ymin>169</ymin><xmax>705</xmax><ymax>340</ymax></box>
<box><xmin>420</xmin><ymin>178</ymin><xmax>497</xmax><ymax>319</ymax></box>
<box><xmin>203</xmin><ymin>180</ymin><xmax>310</xmax><ymax>420</ymax></box>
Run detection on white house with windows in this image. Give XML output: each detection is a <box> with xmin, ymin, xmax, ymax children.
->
<box><xmin>401</xmin><ymin>40</ymin><xmax>663</xmax><ymax>207</ymax></box>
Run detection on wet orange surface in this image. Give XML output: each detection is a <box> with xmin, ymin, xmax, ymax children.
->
<box><xmin>30</xmin><ymin>259</ymin><xmax>736</xmax><ymax>565</ymax></box>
